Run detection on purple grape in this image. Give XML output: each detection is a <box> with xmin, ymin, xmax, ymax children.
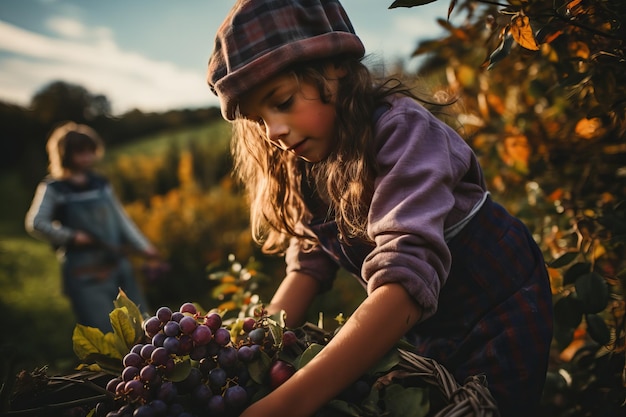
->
<box><xmin>163</xmin><ymin>321</ymin><xmax>181</xmax><ymax>337</ymax></box>
<box><xmin>150</xmin><ymin>347</ymin><xmax>170</xmax><ymax>366</ymax></box>
<box><xmin>208</xmin><ymin>367</ymin><xmax>227</xmax><ymax>388</ymax></box>
<box><xmin>140</xmin><ymin>364</ymin><xmax>158</xmax><ymax>383</ymax></box>
<box><xmin>179</xmin><ymin>316</ymin><xmax>198</xmax><ymax>335</ymax></box>
<box><xmin>248</xmin><ymin>328</ymin><xmax>265</xmax><ymax>345</ymax></box>
<box><xmin>115</xmin><ymin>380</ymin><xmax>126</xmax><ymax>395</ymax></box>
<box><xmin>207</xmin><ymin>395</ymin><xmax>226</xmax><ymax>414</ymax></box>
<box><xmin>236</xmin><ymin>345</ymin><xmax>255</xmax><ymax>362</ymax></box>
<box><xmin>143</xmin><ymin>317</ymin><xmax>162</xmax><ymax>338</ymax></box>
<box><xmin>242</xmin><ymin>317</ymin><xmax>256</xmax><ymax>333</ymax></box>
<box><xmin>140</xmin><ymin>343</ymin><xmax>157</xmax><ymax>360</ymax></box>
<box><xmin>123</xmin><ymin>352</ymin><xmax>144</xmax><ymax>368</ymax></box>
<box><xmin>224</xmin><ymin>385</ymin><xmax>248</xmax><ymax>411</ymax></box>
<box><xmin>156</xmin><ymin>381</ymin><xmax>177</xmax><ymax>403</ymax></box>
<box><xmin>152</xmin><ymin>333</ymin><xmax>166</xmax><ymax>347</ymax></box>
<box><xmin>203</xmin><ymin>313</ymin><xmax>222</xmax><ymax>332</ymax></box>
<box><xmin>191</xmin><ymin>324</ymin><xmax>212</xmax><ymax>345</ymax></box>
<box><xmin>132</xmin><ymin>404</ymin><xmax>155</xmax><ymax>417</ymax></box>
<box><xmin>156</xmin><ymin>306</ymin><xmax>173</xmax><ymax>323</ymax></box>
<box><xmin>191</xmin><ymin>384</ymin><xmax>212</xmax><ymax>406</ymax></box>
<box><xmin>163</xmin><ymin>336</ymin><xmax>180</xmax><ymax>354</ymax></box>
<box><xmin>178</xmin><ymin>334</ymin><xmax>194</xmax><ymax>355</ymax></box>
<box><xmin>106</xmin><ymin>377</ymin><xmax>122</xmax><ymax>393</ymax></box>
<box><xmin>214</xmin><ymin>328</ymin><xmax>231</xmax><ymax>347</ymax></box>
<box><xmin>121</xmin><ymin>366</ymin><xmax>140</xmax><ymax>382</ymax></box>
<box><xmin>171</xmin><ymin>312</ymin><xmax>185</xmax><ymax>322</ymax></box>
<box><xmin>124</xmin><ymin>379</ymin><xmax>145</xmax><ymax>400</ymax></box>
<box><xmin>131</xmin><ymin>344</ymin><xmax>144</xmax><ymax>355</ymax></box>
<box><xmin>282</xmin><ymin>330</ymin><xmax>298</xmax><ymax>347</ymax></box>
<box><xmin>148</xmin><ymin>399</ymin><xmax>167</xmax><ymax>416</ymax></box>
<box><xmin>189</xmin><ymin>344</ymin><xmax>207</xmax><ymax>361</ymax></box>
<box><xmin>179</xmin><ymin>302</ymin><xmax>197</xmax><ymax>315</ymax></box>
<box><xmin>217</xmin><ymin>346</ymin><xmax>238</xmax><ymax>369</ymax></box>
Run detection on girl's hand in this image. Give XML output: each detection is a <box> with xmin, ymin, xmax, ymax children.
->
<box><xmin>142</xmin><ymin>246</ymin><xmax>160</xmax><ymax>259</ymax></box>
<box><xmin>73</xmin><ymin>230</ymin><xmax>94</xmax><ymax>246</ymax></box>
<box><xmin>240</xmin><ymin>283</ymin><xmax>423</xmax><ymax>417</ymax></box>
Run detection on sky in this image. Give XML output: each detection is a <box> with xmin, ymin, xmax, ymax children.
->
<box><xmin>0</xmin><ymin>0</ymin><xmax>453</xmax><ymax>115</ymax></box>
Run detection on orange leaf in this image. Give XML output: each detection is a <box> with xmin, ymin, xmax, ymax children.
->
<box><xmin>511</xmin><ymin>14</ymin><xmax>539</xmax><ymax>50</ymax></box>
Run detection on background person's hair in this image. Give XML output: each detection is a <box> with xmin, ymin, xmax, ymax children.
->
<box><xmin>46</xmin><ymin>121</ymin><xmax>104</xmax><ymax>178</ymax></box>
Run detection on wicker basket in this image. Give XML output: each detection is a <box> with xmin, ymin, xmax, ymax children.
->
<box><xmin>392</xmin><ymin>349</ymin><xmax>500</xmax><ymax>417</ymax></box>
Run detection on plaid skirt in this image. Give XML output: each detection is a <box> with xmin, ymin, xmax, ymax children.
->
<box><xmin>405</xmin><ymin>197</ymin><xmax>554</xmax><ymax>417</ymax></box>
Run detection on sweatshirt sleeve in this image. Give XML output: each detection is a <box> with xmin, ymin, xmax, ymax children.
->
<box><xmin>285</xmin><ymin>236</ymin><xmax>339</xmax><ymax>292</ymax></box>
<box><xmin>362</xmin><ymin>99</ymin><xmax>473</xmax><ymax>320</ymax></box>
<box><xmin>25</xmin><ymin>181</ymin><xmax>75</xmax><ymax>246</ymax></box>
<box><xmin>106</xmin><ymin>185</ymin><xmax>152</xmax><ymax>251</ymax></box>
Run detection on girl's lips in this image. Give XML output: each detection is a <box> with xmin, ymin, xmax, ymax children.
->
<box><xmin>287</xmin><ymin>138</ymin><xmax>308</xmax><ymax>153</ymax></box>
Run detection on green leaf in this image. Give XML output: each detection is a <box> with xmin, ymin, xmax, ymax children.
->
<box><xmin>297</xmin><ymin>343</ymin><xmax>324</xmax><ymax>369</ymax></box>
<box><xmin>110</xmin><ymin>307</ymin><xmax>137</xmax><ymax>354</ymax></box>
<box><xmin>586</xmin><ymin>314</ymin><xmax>611</xmax><ymax>345</ymax></box>
<box><xmin>575</xmin><ymin>272</ymin><xmax>609</xmax><ymax>314</ymax></box>
<box><xmin>72</xmin><ymin>325</ymin><xmax>122</xmax><ymax>360</ymax></box>
<box><xmin>554</xmin><ymin>295</ymin><xmax>583</xmax><ymax>329</ymax></box>
<box><xmin>167</xmin><ymin>357</ymin><xmax>192</xmax><ymax>382</ymax></box>
<box><xmin>389</xmin><ymin>0</ymin><xmax>438</xmax><ymax>9</ymax></box>
<box><xmin>383</xmin><ymin>384</ymin><xmax>429</xmax><ymax>417</ymax></box>
<box><xmin>563</xmin><ymin>262</ymin><xmax>591</xmax><ymax>286</ymax></box>
<box><xmin>368</xmin><ymin>348</ymin><xmax>400</xmax><ymax>375</ymax></box>
<box><xmin>113</xmin><ymin>289</ymin><xmax>145</xmax><ymax>338</ymax></box>
<box><xmin>323</xmin><ymin>399</ymin><xmax>363</xmax><ymax>417</ymax></box>
<box><xmin>267</xmin><ymin>319</ymin><xmax>284</xmax><ymax>349</ymax></box>
<box><xmin>549</xmin><ymin>251</ymin><xmax>579</xmax><ymax>268</ymax></box>
<box><xmin>248</xmin><ymin>350</ymin><xmax>272</xmax><ymax>384</ymax></box>
<box><xmin>487</xmin><ymin>33</ymin><xmax>514</xmax><ymax>70</ymax></box>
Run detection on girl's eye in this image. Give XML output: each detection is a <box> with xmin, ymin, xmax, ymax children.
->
<box><xmin>276</xmin><ymin>97</ymin><xmax>293</xmax><ymax>111</ymax></box>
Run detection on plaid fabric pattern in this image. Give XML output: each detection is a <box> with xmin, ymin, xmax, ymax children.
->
<box><xmin>308</xmin><ymin>196</ymin><xmax>553</xmax><ymax>417</ymax></box>
<box><xmin>208</xmin><ymin>0</ymin><xmax>365</xmax><ymax>120</ymax></box>
<box><xmin>407</xmin><ymin>197</ymin><xmax>553</xmax><ymax>417</ymax></box>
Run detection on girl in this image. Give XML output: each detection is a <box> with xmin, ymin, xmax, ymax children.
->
<box><xmin>25</xmin><ymin>122</ymin><xmax>158</xmax><ymax>333</ymax></box>
<box><xmin>207</xmin><ymin>1</ymin><xmax>553</xmax><ymax>416</ymax></box>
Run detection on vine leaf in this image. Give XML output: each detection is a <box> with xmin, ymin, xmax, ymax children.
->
<box><xmin>510</xmin><ymin>13</ymin><xmax>540</xmax><ymax>50</ymax></box>
<box><xmin>486</xmin><ymin>32</ymin><xmax>514</xmax><ymax>70</ymax></box>
<box><xmin>389</xmin><ymin>0</ymin><xmax>438</xmax><ymax>9</ymax></box>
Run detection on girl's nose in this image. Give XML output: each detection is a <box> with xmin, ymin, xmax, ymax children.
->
<box><xmin>265</xmin><ymin>119</ymin><xmax>289</xmax><ymax>147</ymax></box>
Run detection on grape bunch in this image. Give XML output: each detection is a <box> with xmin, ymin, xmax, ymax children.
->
<box><xmin>94</xmin><ymin>302</ymin><xmax>299</xmax><ymax>417</ymax></box>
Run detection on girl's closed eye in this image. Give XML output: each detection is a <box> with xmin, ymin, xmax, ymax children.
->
<box><xmin>276</xmin><ymin>96</ymin><xmax>293</xmax><ymax>111</ymax></box>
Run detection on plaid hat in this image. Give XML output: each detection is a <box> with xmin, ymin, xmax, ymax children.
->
<box><xmin>207</xmin><ymin>0</ymin><xmax>365</xmax><ymax>121</ymax></box>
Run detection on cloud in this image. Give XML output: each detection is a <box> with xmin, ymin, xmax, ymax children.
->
<box><xmin>0</xmin><ymin>18</ymin><xmax>218</xmax><ymax>114</ymax></box>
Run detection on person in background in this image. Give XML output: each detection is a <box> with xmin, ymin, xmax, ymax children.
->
<box><xmin>25</xmin><ymin>121</ymin><xmax>158</xmax><ymax>333</ymax></box>
<box><xmin>206</xmin><ymin>1</ymin><xmax>554</xmax><ymax>416</ymax></box>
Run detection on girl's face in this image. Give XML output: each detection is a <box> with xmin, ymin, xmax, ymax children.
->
<box><xmin>69</xmin><ymin>148</ymin><xmax>97</xmax><ymax>172</ymax></box>
<box><xmin>239</xmin><ymin>65</ymin><xmax>346</xmax><ymax>163</ymax></box>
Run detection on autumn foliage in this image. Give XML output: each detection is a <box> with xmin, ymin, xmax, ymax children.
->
<box><xmin>390</xmin><ymin>0</ymin><xmax>625</xmax><ymax>415</ymax></box>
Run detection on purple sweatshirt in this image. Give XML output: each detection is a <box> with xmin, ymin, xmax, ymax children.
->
<box><xmin>286</xmin><ymin>95</ymin><xmax>488</xmax><ymax>321</ymax></box>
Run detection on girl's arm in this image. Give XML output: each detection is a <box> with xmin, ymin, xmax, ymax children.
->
<box><xmin>25</xmin><ymin>182</ymin><xmax>75</xmax><ymax>246</ymax></box>
<box><xmin>241</xmin><ymin>282</ymin><xmax>422</xmax><ymax>417</ymax></box>
<box><xmin>106</xmin><ymin>185</ymin><xmax>158</xmax><ymax>256</ymax></box>
<box><xmin>266</xmin><ymin>271</ymin><xmax>321</xmax><ymax>328</ymax></box>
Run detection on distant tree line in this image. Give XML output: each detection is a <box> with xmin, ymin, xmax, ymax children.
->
<box><xmin>0</xmin><ymin>80</ymin><xmax>223</xmax><ymax>187</ymax></box>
